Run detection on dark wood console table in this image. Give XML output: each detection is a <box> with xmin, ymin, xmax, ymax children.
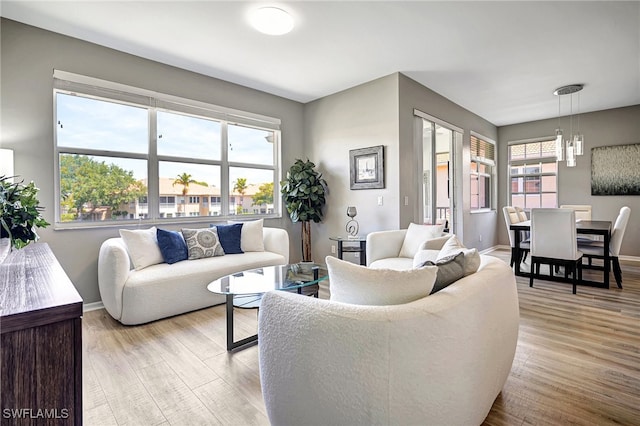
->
<box><xmin>1</xmin><ymin>243</ymin><xmax>83</xmax><ymax>425</ymax></box>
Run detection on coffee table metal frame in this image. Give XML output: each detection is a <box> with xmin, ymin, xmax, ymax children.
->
<box><xmin>208</xmin><ymin>264</ymin><xmax>326</xmax><ymax>351</ymax></box>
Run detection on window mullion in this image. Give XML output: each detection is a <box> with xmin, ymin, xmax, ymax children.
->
<box><xmin>148</xmin><ymin>107</ymin><xmax>159</xmax><ymax>220</ymax></box>
<box><xmin>221</xmin><ymin>122</ymin><xmax>230</xmax><ymax>216</ymax></box>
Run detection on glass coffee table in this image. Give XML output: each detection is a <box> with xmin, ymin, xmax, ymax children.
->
<box><xmin>207</xmin><ymin>263</ymin><xmax>328</xmax><ymax>351</ymax></box>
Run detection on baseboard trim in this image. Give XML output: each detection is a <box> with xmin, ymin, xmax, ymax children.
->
<box><xmin>83</xmin><ymin>301</ymin><xmax>104</xmax><ymax>312</ymax></box>
<box><xmin>480</xmin><ymin>245</ymin><xmax>508</xmax><ymax>254</ymax></box>
<box><xmin>619</xmin><ymin>254</ymin><xmax>640</xmax><ymax>263</ymax></box>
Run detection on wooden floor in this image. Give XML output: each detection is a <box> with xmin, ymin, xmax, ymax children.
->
<box><xmin>83</xmin><ymin>249</ymin><xmax>640</xmax><ymax>425</ymax></box>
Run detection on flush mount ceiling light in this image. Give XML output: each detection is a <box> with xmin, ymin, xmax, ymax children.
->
<box><xmin>250</xmin><ymin>7</ymin><xmax>294</xmax><ymax>35</ymax></box>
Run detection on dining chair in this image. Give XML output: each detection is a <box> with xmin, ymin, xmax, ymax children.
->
<box><xmin>514</xmin><ymin>207</ymin><xmax>530</xmax><ymax>249</ymax></box>
<box><xmin>578</xmin><ymin>206</ymin><xmax>631</xmax><ymax>289</ymax></box>
<box><xmin>514</xmin><ymin>206</ymin><xmax>528</xmax><ymax>222</ymax></box>
<box><xmin>530</xmin><ymin>208</ymin><xmax>583</xmax><ymax>294</ymax></box>
<box><xmin>503</xmin><ymin>206</ymin><xmax>530</xmax><ymax>267</ymax></box>
<box><xmin>560</xmin><ymin>204</ymin><xmax>592</xmax><ymax>221</ymax></box>
<box><xmin>560</xmin><ymin>204</ymin><xmax>595</xmax><ymax>242</ymax></box>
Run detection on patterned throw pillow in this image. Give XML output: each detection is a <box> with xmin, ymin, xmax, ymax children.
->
<box><xmin>181</xmin><ymin>228</ymin><xmax>225</xmax><ymax>260</ymax></box>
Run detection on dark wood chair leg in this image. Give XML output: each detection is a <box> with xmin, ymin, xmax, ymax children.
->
<box><xmin>612</xmin><ymin>257</ymin><xmax>623</xmax><ymax>289</ymax></box>
<box><xmin>572</xmin><ymin>262</ymin><xmax>577</xmax><ymax>294</ymax></box>
<box><xmin>529</xmin><ymin>259</ymin><xmax>535</xmax><ymax>288</ymax></box>
<box><xmin>510</xmin><ymin>247</ymin><xmax>516</xmax><ymax>267</ymax></box>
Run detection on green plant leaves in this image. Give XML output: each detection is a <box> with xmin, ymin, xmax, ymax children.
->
<box><xmin>1</xmin><ymin>176</ymin><xmax>50</xmax><ymax>249</ymax></box>
<box><xmin>280</xmin><ymin>159</ymin><xmax>327</xmax><ymax>224</ymax></box>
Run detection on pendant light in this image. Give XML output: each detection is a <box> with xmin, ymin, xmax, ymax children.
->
<box><xmin>553</xmin><ymin>84</ymin><xmax>585</xmax><ymax>167</ymax></box>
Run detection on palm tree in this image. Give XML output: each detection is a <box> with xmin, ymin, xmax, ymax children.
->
<box><xmin>233</xmin><ymin>177</ymin><xmax>248</xmax><ymax>215</ymax></box>
<box><xmin>173</xmin><ymin>173</ymin><xmax>196</xmax><ymax>215</ymax></box>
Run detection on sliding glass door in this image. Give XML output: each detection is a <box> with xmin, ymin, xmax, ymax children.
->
<box><xmin>417</xmin><ymin>113</ymin><xmax>462</xmax><ymax>235</ymax></box>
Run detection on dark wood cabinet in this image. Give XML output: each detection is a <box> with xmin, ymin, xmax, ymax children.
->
<box><xmin>1</xmin><ymin>243</ymin><xmax>83</xmax><ymax>425</ymax></box>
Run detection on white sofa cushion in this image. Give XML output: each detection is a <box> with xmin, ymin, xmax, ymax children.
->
<box><xmin>229</xmin><ymin>218</ymin><xmax>265</xmax><ymax>252</ymax></box>
<box><xmin>369</xmin><ymin>257</ymin><xmax>414</xmax><ymax>270</ymax></box>
<box><xmin>437</xmin><ymin>235</ymin><xmax>481</xmax><ymax>276</ymax></box>
<box><xmin>119</xmin><ymin>226</ymin><xmax>164</xmax><ymax>270</ymax></box>
<box><xmin>122</xmin><ymin>251</ymin><xmax>285</xmax><ymax>325</ymax></box>
<box><xmin>398</xmin><ymin>223</ymin><xmax>445</xmax><ymax>258</ymax></box>
<box><xmin>326</xmin><ymin>256</ymin><xmax>437</xmax><ymax>306</ymax></box>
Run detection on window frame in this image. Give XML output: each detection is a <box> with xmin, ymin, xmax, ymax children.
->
<box><xmin>507</xmin><ymin>137</ymin><xmax>558</xmax><ymax>211</ymax></box>
<box><xmin>470</xmin><ymin>132</ymin><xmax>496</xmax><ymax>213</ymax></box>
<box><xmin>53</xmin><ymin>70</ymin><xmax>282</xmax><ymax>229</ymax></box>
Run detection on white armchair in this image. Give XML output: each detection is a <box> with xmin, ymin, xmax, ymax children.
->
<box><xmin>366</xmin><ymin>228</ymin><xmax>450</xmax><ymax>270</ymax></box>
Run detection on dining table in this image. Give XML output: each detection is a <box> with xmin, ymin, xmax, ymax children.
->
<box><xmin>509</xmin><ymin>219</ymin><xmax>612</xmax><ymax>288</ymax></box>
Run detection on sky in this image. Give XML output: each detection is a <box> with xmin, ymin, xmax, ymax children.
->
<box><xmin>56</xmin><ymin>93</ymin><xmax>276</xmax><ymax>189</ymax></box>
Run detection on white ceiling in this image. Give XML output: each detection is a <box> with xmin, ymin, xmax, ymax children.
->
<box><xmin>2</xmin><ymin>1</ymin><xmax>639</xmax><ymax>126</ymax></box>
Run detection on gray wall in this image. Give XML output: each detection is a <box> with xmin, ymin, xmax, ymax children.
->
<box><xmin>398</xmin><ymin>74</ymin><xmax>499</xmax><ymax>251</ymax></box>
<box><xmin>0</xmin><ymin>18</ymin><xmax>305</xmax><ymax>303</ymax></box>
<box><xmin>304</xmin><ymin>74</ymin><xmax>400</xmax><ymax>264</ymax></box>
<box><xmin>304</xmin><ymin>72</ymin><xmax>500</xmax><ymax>263</ymax></box>
<box><xmin>497</xmin><ymin>105</ymin><xmax>640</xmax><ymax>257</ymax></box>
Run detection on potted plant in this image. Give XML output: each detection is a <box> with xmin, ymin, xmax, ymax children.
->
<box><xmin>281</xmin><ymin>159</ymin><xmax>328</xmax><ymax>262</ymax></box>
<box><xmin>1</xmin><ymin>175</ymin><xmax>50</xmax><ymax>251</ymax></box>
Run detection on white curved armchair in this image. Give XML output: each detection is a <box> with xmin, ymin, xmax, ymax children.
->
<box><xmin>258</xmin><ymin>255</ymin><xmax>519</xmax><ymax>426</ymax></box>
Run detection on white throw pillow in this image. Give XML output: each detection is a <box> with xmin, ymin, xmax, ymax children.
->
<box><xmin>327</xmin><ymin>256</ymin><xmax>437</xmax><ymax>306</ymax></box>
<box><xmin>398</xmin><ymin>223</ymin><xmax>445</xmax><ymax>258</ymax></box>
<box><xmin>228</xmin><ymin>219</ymin><xmax>264</xmax><ymax>252</ymax></box>
<box><xmin>437</xmin><ymin>235</ymin><xmax>481</xmax><ymax>276</ymax></box>
<box><xmin>412</xmin><ymin>249</ymin><xmax>440</xmax><ymax>268</ymax></box>
<box><xmin>119</xmin><ymin>226</ymin><xmax>165</xmax><ymax>271</ymax></box>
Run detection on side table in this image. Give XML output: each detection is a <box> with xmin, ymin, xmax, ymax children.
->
<box><xmin>329</xmin><ymin>236</ymin><xmax>367</xmax><ymax>266</ymax></box>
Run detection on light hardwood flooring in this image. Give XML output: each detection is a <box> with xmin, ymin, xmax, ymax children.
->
<box><xmin>83</xmin><ymin>250</ymin><xmax>640</xmax><ymax>425</ymax></box>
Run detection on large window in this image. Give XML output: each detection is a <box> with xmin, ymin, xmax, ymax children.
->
<box><xmin>508</xmin><ymin>139</ymin><xmax>558</xmax><ymax>210</ymax></box>
<box><xmin>470</xmin><ymin>134</ymin><xmax>495</xmax><ymax>211</ymax></box>
<box><xmin>54</xmin><ymin>71</ymin><xmax>281</xmax><ymax>227</ymax></box>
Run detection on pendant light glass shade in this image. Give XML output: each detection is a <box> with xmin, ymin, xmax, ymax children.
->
<box><xmin>574</xmin><ymin>134</ymin><xmax>584</xmax><ymax>156</ymax></box>
<box><xmin>566</xmin><ymin>139</ymin><xmax>576</xmax><ymax>167</ymax></box>
<box><xmin>555</xmin><ymin>129</ymin><xmax>564</xmax><ymax>161</ymax></box>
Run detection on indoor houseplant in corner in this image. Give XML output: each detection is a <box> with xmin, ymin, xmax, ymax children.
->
<box><xmin>0</xmin><ymin>175</ymin><xmax>50</xmax><ymax>260</ymax></box>
<box><xmin>281</xmin><ymin>159</ymin><xmax>328</xmax><ymax>262</ymax></box>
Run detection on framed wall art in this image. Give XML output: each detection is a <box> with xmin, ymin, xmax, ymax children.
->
<box><xmin>591</xmin><ymin>143</ymin><xmax>640</xmax><ymax>195</ymax></box>
<box><xmin>350</xmin><ymin>145</ymin><xmax>384</xmax><ymax>190</ymax></box>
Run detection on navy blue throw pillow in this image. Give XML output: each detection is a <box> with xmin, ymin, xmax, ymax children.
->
<box><xmin>156</xmin><ymin>228</ymin><xmax>188</xmax><ymax>264</ymax></box>
<box><xmin>211</xmin><ymin>223</ymin><xmax>244</xmax><ymax>254</ymax></box>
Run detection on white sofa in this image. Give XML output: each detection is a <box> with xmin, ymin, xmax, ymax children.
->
<box><xmin>98</xmin><ymin>227</ymin><xmax>289</xmax><ymax>325</ymax></box>
<box><xmin>258</xmin><ymin>254</ymin><xmax>519</xmax><ymax>426</ymax></box>
<box><xmin>367</xmin><ymin>228</ymin><xmax>451</xmax><ymax>269</ymax></box>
